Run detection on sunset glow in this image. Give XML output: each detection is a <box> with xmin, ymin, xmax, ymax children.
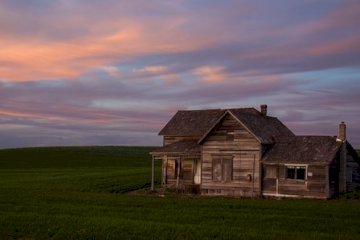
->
<box><xmin>0</xmin><ymin>0</ymin><xmax>359</xmax><ymax>148</ymax></box>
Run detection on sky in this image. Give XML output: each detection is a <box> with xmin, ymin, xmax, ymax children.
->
<box><xmin>0</xmin><ymin>0</ymin><xmax>359</xmax><ymax>148</ymax></box>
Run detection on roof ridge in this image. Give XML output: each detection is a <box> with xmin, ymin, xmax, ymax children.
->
<box><xmin>294</xmin><ymin>135</ymin><xmax>337</xmax><ymax>138</ymax></box>
<box><xmin>177</xmin><ymin>109</ymin><xmax>222</xmax><ymax>112</ymax></box>
<box><xmin>226</xmin><ymin>107</ymin><xmax>257</xmax><ymax>110</ymax></box>
<box><xmin>178</xmin><ymin>107</ymin><xmax>258</xmax><ymax>112</ymax></box>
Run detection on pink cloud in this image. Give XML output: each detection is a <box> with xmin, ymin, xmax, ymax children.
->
<box><xmin>193</xmin><ymin>66</ymin><xmax>226</xmax><ymax>83</ymax></box>
<box><xmin>0</xmin><ymin>10</ymin><xmax>227</xmax><ymax>81</ymax></box>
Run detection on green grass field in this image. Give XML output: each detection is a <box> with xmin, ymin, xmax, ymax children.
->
<box><xmin>0</xmin><ymin>147</ymin><xmax>359</xmax><ymax>239</ymax></box>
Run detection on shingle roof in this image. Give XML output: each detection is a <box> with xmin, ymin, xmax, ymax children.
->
<box><xmin>346</xmin><ymin>141</ymin><xmax>360</xmax><ymax>162</ymax></box>
<box><xmin>229</xmin><ymin>109</ymin><xmax>294</xmax><ymax>143</ymax></box>
<box><xmin>266</xmin><ymin>116</ymin><xmax>295</xmax><ymax>137</ymax></box>
<box><xmin>263</xmin><ymin>136</ymin><xmax>342</xmax><ymax>163</ymax></box>
<box><xmin>159</xmin><ymin>107</ymin><xmax>294</xmax><ymax>144</ymax></box>
<box><xmin>150</xmin><ymin>141</ymin><xmax>201</xmax><ymax>154</ymax></box>
<box><xmin>159</xmin><ymin>109</ymin><xmax>226</xmax><ymax>137</ymax></box>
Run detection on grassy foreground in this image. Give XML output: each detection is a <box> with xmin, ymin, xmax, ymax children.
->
<box><xmin>0</xmin><ymin>147</ymin><xmax>359</xmax><ymax>240</ymax></box>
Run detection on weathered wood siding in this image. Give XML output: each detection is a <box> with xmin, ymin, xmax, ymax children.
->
<box><xmin>328</xmin><ymin>153</ymin><xmax>340</xmax><ymax>198</ymax></box>
<box><xmin>262</xmin><ymin>163</ymin><xmax>328</xmax><ymax>199</ymax></box>
<box><xmin>346</xmin><ymin>151</ymin><xmax>360</xmax><ymax>191</ymax></box>
<box><xmin>201</xmin><ymin>113</ymin><xmax>262</xmax><ymax>197</ymax></box>
<box><xmin>328</xmin><ymin>146</ymin><xmax>359</xmax><ymax>197</ymax></box>
<box><xmin>163</xmin><ymin>136</ymin><xmax>199</xmax><ymax>146</ymax></box>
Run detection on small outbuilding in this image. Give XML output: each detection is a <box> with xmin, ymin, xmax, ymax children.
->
<box><xmin>150</xmin><ymin>105</ymin><xmax>359</xmax><ymax>199</ymax></box>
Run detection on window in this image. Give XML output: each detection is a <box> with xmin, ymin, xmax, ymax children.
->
<box><xmin>181</xmin><ymin>160</ymin><xmax>193</xmax><ymax>180</ymax></box>
<box><xmin>286</xmin><ymin>165</ymin><xmax>306</xmax><ymax>180</ymax></box>
<box><xmin>212</xmin><ymin>155</ymin><xmax>233</xmax><ymax>182</ymax></box>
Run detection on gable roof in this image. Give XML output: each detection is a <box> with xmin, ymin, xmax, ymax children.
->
<box><xmin>346</xmin><ymin>141</ymin><xmax>360</xmax><ymax>162</ymax></box>
<box><xmin>159</xmin><ymin>108</ymin><xmax>294</xmax><ymax>144</ymax></box>
<box><xmin>159</xmin><ymin>109</ymin><xmax>225</xmax><ymax>137</ymax></box>
<box><xmin>228</xmin><ymin>109</ymin><xmax>294</xmax><ymax>144</ymax></box>
<box><xmin>263</xmin><ymin>136</ymin><xmax>342</xmax><ymax>163</ymax></box>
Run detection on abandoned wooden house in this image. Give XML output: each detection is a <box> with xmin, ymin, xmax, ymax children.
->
<box><xmin>150</xmin><ymin>105</ymin><xmax>360</xmax><ymax>199</ymax></box>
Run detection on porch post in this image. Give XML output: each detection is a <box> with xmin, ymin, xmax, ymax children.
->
<box><xmin>151</xmin><ymin>155</ymin><xmax>155</xmax><ymax>191</ymax></box>
<box><xmin>192</xmin><ymin>157</ymin><xmax>196</xmax><ymax>184</ymax></box>
<box><xmin>164</xmin><ymin>155</ymin><xmax>168</xmax><ymax>186</ymax></box>
<box><xmin>176</xmin><ymin>157</ymin><xmax>181</xmax><ymax>189</ymax></box>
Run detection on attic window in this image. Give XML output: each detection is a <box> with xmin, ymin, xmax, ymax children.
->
<box><xmin>286</xmin><ymin>165</ymin><xmax>306</xmax><ymax>180</ymax></box>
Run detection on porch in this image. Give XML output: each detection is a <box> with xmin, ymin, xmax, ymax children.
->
<box><xmin>150</xmin><ymin>141</ymin><xmax>201</xmax><ymax>190</ymax></box>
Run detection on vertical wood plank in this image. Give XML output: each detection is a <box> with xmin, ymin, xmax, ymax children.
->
<box><xmin>176</xmin><ymin>157</ymin><xmax>181</xmax><ymax>189</ymax></box>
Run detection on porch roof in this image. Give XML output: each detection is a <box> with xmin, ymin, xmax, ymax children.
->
<box><xmin>150</xmin><ymin>141</ymin><xmax>200</xmax><ymax>155</ymax></box>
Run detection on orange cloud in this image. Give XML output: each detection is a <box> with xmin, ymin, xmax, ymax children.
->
<box><xmin>0</xmin><ymin>17</ymin><xmax>221</xmax><ymax>81</ymax></box>
<box><xmin>0</xmin><ymin>28</ymin><xmax>138</xmax><ymax>80</ymax></box>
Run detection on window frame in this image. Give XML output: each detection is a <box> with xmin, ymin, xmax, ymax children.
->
<box><xmin>285</xmin><ymin>164</ymin><xmax>307</xmax><ymax>181</ymax></box>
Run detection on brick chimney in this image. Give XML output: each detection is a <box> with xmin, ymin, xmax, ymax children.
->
<box><xmin>338</xmin><ymin>121</ymin><xmax>347</xmax><ymax>193</ymax></box>
<box><xmin>260</xmin><ymin>104</ymin><xmax>267</xmax><ymax>117</ymax></box>
<box><xmin>338</xmin><ymin>121</ymin><xmax>346</xmax><ymax>142</ymax></box>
